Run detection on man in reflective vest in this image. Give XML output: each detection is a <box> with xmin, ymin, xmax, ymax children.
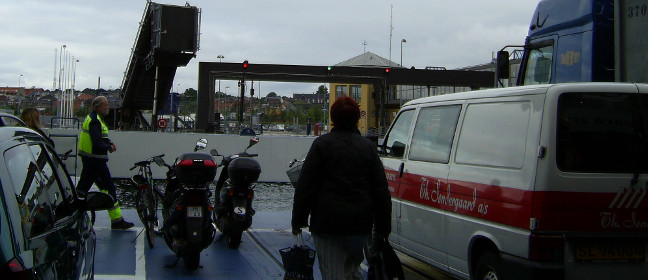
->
<box><xmin>77</xmin><ymin>96</ymin><xmax>134</xmax><ymax>230</ymax></box>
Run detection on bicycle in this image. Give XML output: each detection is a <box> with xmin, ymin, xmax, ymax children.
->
<box><xmin>129</xmin><ymin>154</ymin><xmax>166</xmax><ymax>248</ymax></box>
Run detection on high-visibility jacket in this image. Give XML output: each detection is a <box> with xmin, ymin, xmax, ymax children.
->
<box><xmin>78</xmin><ymin>112</ymin><xmax>110</xmax><ymax>160</ymax></box>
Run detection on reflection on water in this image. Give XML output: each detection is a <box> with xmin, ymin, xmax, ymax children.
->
<box><xmin>114</xmin><ymin>180</ymin><xmax>295</xmax><ymax>212</ymax></box>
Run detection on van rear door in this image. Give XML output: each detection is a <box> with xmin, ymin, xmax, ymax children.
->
<box><xmin>535</xmin><ymin>83</ymin><xmax>648</xmax><ymax>278</ymax></box>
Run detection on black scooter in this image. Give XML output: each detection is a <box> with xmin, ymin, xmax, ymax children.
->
<box><xmin>158</xmin><ymin>138</ymin><xmax>217</xmax><ymax>271</ymax></box>
<box><xmin>210</xmin><ymin>136</ymin><xmax>261</xmax><ymax>249</ymax></box>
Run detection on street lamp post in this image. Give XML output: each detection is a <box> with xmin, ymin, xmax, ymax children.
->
<box><xmin>224</xmin><ymin>86</ymin><xmax>230</xmax><ymax>120</ymax></box>
<box><xmin>400</xmin><ymin>39</ymin><xmax>407</xmax><ymax>67</ymax></box>
<box><xmin>18</xmin><ymin>74</ymin><xmax>22</xmax><ymax>88</ymax></box>
<box><xmin>217</xmin><ymin>55</ymin><xmax>224</xmax><ymax>113</ymax></box>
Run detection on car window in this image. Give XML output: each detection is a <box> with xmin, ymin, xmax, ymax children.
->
<box><xmin>409</xmin><ymin>105</ymin><xmax>461</xmax><ymax>163</ymax></box>
<box><xmin>0</xmin><ymin>115</ymin><xmax>25</xmax><ymax>127</ymax></box>
<box><xmin>383</xmin><ymin>109</ymin><xmax>415</xmax><ymax>158</ymax></box>
<box><xmin>28</xmin><ymin>143</ymin><xmax>74</xmax><ymax>220</ymax></box>
<box><xmin>44</xmin><ymin>144</ymin><xmax>75</xmax><ymax>201</ymax></box>
<box><xmin>4</xmin><ymin>143</ymin><xmax>54</xmax><ymax>237</ymax></box>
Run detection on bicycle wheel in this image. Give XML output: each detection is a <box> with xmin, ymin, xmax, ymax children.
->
<box><xmin>145</xmin><ymin>185</ymin><xmax>157</xmax><ymax>247</ymax></box>
<box><xmin>136</xmin><ymin>188</ymin><xmax>154</xmax><ymax>248</ymax></box>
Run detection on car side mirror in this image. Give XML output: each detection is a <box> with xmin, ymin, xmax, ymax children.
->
<box><xmin>84</xmin><ymin>192</ymin><xmax>114</xmax><ymax>211</ymax></box>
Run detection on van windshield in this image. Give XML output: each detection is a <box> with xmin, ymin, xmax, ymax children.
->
<box><xmin>557</xmin><ymin>92</ymin><xmax>646</xmax><ymax>173</ymax></box>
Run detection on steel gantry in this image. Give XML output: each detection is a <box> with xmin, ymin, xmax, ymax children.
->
<box><xmin>196</xmin><ymin>61</ymin><xmax>494</xmax><ymax>132</ymax></box>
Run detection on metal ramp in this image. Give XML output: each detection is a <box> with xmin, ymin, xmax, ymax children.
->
<box><xmin>118</xmin><ymin>1</ymin><xmax>200</xmax><ymax>131</ymax></box>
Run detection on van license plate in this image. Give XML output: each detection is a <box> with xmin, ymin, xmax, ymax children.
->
<box><xmin>187</xmin><ymin>206</ymin><xmax>202</xmax><ymax>218</ymax></box>
<box><xmin>575</xmin><ymin>242</ymin><xmax>644</xmax><ymax>262</ymax></box>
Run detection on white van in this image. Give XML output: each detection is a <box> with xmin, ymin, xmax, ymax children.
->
<box><xmin>379</xmin><ymin>83</ymin><xmax>647</xmax><ymax>280</ymax></box>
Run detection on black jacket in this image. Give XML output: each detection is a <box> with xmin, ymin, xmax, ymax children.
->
<box><xmin>292</xmin><ymin>128</ymin><xmax>392</xmax><ymax>235</ymax></box>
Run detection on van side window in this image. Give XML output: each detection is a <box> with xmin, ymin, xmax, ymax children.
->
<box><xmin>4</xmin><ymin>144</ymin><xmax>55</xmax><ymax>237</ymax></box>
<box><xmin>409</xmin><ymin>105</ymin><xmax>461</xmax><ymax>163</ymax></box>
<box><xmin>557</xmin><ymin>92</ymin><xmax>640</xmax><ymax>172</ymax></box>
<box><xmin>384</xmin><ymin>109</ymin><xmax>415</xmax><ymax>158</ymax></box>
<box><xmin>456</xmin><ymin>102</ymin><xmax>531</xmax><ymax>168</ymax></box>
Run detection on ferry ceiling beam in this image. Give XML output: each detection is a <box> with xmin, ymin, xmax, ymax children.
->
<box><xmin>197</xmin><ymin>61</ymin><xmax>494</xmax><ymax>131</ymax></box>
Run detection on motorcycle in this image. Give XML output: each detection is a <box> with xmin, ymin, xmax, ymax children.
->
<box><xmin>210</xmin><ymin>136</ymin><xmax>261</xmax><ymax>249</ymax></box>
<box><xmin>157</xmin><ymin>138</ymin><xmax>217</xmax><ymax>271</ymax></box>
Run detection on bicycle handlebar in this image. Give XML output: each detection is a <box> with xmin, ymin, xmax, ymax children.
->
<box><xmin>130</xmin><ymin>154</ymin><xmax>167</xmax><ymax>170</ymax></box>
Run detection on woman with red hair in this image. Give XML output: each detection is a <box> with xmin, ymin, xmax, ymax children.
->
<box><xmin>292</xmin><ymin>96</ymin><xmax>392</xmax><ymax>279</ymax></box>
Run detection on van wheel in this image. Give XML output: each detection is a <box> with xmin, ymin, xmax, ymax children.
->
<box><xmin>475</xmin><ymin>251</ymin><xmax>501</xmax><ymax>280</ymax></box>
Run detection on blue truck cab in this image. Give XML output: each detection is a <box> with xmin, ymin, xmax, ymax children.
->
<box><xmin>519</xmin><ymin>0</ymin><xmax>615</xmax><ymax>85</ymax></box>
<box><xmin>498</xmin><ymin>0</ymin><xmax>648</xmax><ymax>86</ymax></box>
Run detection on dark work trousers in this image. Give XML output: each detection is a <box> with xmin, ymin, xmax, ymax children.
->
<box><xmin>77</xmin><ymin>156</ymin><xmax>118</xmax><ymax>202</ymax></box>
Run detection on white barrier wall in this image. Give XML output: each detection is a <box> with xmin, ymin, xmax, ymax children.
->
<box><xmin>48</xmin><ymin>129</ymin><xmax>315</xmax><ymax>182</ymax></box>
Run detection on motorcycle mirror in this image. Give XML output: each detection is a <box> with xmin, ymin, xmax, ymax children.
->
<box><xmin>210</xmin><ymin>149</ymin><xmax>220</xmax><ymax>156</ymax></box>
<box><xmin>154</xmin><ymin>157</ymin><xmax>165</xmax><ymax>167</ymax></box>
<box><xmin>195</xmin><ymin>138</ymin><xmax>208</xmax><ymax>152</ymax></box>
<box><xmin>247</xmin><ymin>136</ymin><xmax>260</xmax><ymax>150</ymax></box>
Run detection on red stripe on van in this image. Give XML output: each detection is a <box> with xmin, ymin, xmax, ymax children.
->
<box><xmin>531</xmin><ymin>191</ymin><xmax>648</xmax><ymax>232</ymax></box>
<box><xmin>391</xmin><ymin>172</ymin><xmax>648</xmax><ymax>232</ymax></box>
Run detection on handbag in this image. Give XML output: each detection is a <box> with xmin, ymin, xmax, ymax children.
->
<box><xmin>279</xmin><ymin>233</ymin><xmax>316</xmax><ymax>280</ymax></box>
<box><xmin>366</xmin><ymin>236</ymin><xmax>405</xmax><ymax>280</ymax></box>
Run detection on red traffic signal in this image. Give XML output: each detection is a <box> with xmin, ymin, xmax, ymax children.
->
<box><xmin>243</xmin><ymin>60</ymin><xmax>249</xmax><ymax>69</ymax></box>
<box><xmin>385</xmin><ymin>68</ymin><xmax>390</xmax><ymax>73</ymax></box>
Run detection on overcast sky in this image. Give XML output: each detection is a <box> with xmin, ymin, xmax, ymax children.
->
<box><xmin>1</xmin><ymin>0</ymin><xmax>540</xmax><ymax>97</ymax></box>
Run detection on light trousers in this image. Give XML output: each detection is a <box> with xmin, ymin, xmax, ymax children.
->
<box><xmin>312</xmin><ymin>232</ymin><xmax>368</xmax><ymax>280</ymax></box>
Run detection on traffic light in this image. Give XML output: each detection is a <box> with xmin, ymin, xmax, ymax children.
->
<box><xmin>327</xmin><ymin>66</ymin><xmax>333</xmax><ymax>75</ymax></box>
<box><xmin>243</xmin><ymin>60</ymin><xmax>249</xmax><ymax>70</ymax></box>
<box><xmin>385</xmin><ymin>68</ymin><xmax>390</xmax><ymax>74</ymax></box>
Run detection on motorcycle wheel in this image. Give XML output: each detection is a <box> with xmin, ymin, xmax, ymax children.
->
<box><xmin>184</xmin><ymin>251</ymin><xmax>200</xmax><ymax>271</ymax></box>
<box><xmin>228</xmin><ymin>230</ymin><xmax>242</xmax><ymax>249</ymax></box>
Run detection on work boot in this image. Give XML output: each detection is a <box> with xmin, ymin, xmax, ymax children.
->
<box><xmin>111</xmin><ymin>220</ymin><xmax>134</xmax><ymax>230</ymax></box>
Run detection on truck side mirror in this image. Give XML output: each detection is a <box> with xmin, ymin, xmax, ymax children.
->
<box><xmin>496</xmin><ymin>50</ymin><xmax>510</xmax><ymax>80</ymax></box>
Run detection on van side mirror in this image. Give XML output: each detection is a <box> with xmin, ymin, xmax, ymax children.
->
<box><xmin>390</xmin><ymin>141</ymin><xmax>406</xmax><ymax>158</ymax></box>
<box><xmin>496</xmin><ymin>50</ymin><xmax>510</xmax><ymax>79</ymax></box>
